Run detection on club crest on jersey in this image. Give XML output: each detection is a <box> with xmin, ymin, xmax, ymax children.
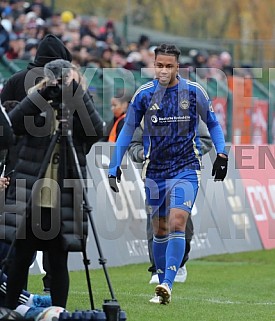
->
<box><xmin>209</xmin><ymin>102</ymin><xmax>214</xmax><ymax>112</ymax></box>
<box><xmin>151</xmin><ymin>115</ymin><xmax>158</xmax><ymax>123</ymax></box>
<box><xmin>180</xmin><ymin>99</ymin><xmax>190</xmax><ymax>110</ymax></box>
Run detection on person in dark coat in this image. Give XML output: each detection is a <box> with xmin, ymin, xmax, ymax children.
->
<box><xmin>0</xmin><ymin>59</ymin><xmax>104</xmax><ymax>310</ymax></box>
<box><xmin>0</xmin><ymin>33</ymin><xmax>73</xmax><ymax>292</ymax></box>
<box><xmin>1</xmin><ymin>34</ymin><xmax>72</xmax><ymax>103</ymax></box>
<box><xmin>1</xmin><ymin>33</ymin><xmax>73</xmax><ymax>173</ymax></box>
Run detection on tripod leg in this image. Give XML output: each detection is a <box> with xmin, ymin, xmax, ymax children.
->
<box><xmin>66</xmin><ymin>134</ymin><xmax>117</xmax><ymax>301</ymax></box>
<box><xmin>84</xmin><ymin>204</ymin><xmax>116</xmax><ymax>301</ymax></box>
<box><xmin>80</xmin><ymin>239</ymin><xmax>95</xmax><ymax>310</ymax></box>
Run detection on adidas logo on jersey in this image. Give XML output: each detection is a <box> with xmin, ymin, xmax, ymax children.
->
<box><xmin>149</xmin><ymin>103</ymin><xmax>160</xmax><ymax>110</ymax></box>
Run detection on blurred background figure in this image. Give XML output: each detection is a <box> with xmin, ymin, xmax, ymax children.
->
<box><xmin>137</xmin><ymin>34</ymin><xmax>150</xmax><ymax>51</ymax></box>
<box><xmin>219</xmin><ymin>51</ymin><xmax>233</xmax><ymax>76</ymax></box>
<box><xmin>100</xmin><ymin>89</ymin><xmax>132</xmax><ymax>142</ymax></box>
<box><xmin>189</xmin><ymin>49</ymin><xmax>209</xmax><ymax>79</ymax></box>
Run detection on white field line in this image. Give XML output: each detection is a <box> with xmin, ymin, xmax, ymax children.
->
<box><xmin>69</xmin><ymin>290</ymin><xmax>275</xmax><ymax>306</ymax></box>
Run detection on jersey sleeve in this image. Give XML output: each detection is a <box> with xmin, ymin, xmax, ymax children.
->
<box><xmin>108</xmin><ymin>92</ymin><xmax>144</xmax><ymax>176</ymax></box>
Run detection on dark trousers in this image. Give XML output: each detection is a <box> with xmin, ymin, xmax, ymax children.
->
<box><xmin>42</xmin><ymin>251</ymin><xmax>52</xmax><ymax>291</ymax></box>
<box><xmin>4</xmin><ymin>208</ymin><xmax>69</xmax><ymax>309</ymax></box>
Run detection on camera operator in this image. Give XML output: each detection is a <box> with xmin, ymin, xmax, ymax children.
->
<box><xmin>1</xmin><ymin>33</ymin><xmax>74</xmax><ymax>293</ymax></box>
<box><xmin>0</xmin><ymin>59</ymin><xmax>104</xmax><ymax>310</ymax></box>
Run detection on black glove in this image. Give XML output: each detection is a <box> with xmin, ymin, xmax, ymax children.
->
<box><xmin>39</xmin><ymin>84</ymin><xmax>61</xmax><ymax>101</ymax></box>
<box><xmin>108</xmin><ymin>167</ymin><xmax>122</xmax><ymax>192</ymax></box>
<box><xmin>212</xmin><ymin>154</ymin><xmax>228</xmax><ymax>181</ymax></box>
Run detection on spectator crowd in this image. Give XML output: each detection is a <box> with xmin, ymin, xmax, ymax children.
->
<box><xmin>0</xmin><ymin>0</ymin><xmax>157</xmax><ymax>71</ymax></box>
<box><xmin>0</xmin><ymin>0</ymin><xmax>238</xmax><ymax>79</ymax></box>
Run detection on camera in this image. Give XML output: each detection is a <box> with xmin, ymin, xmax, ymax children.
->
<box><xmin>43</xmin><ymin>59</ymin><xmax>74</xmax><ymax>113</ymax></box>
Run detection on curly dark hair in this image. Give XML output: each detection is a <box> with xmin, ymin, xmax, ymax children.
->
<box><xmin>154</xmin><ymin>44</ymin><xmax>181</xmax><ymax>61</ymax></box>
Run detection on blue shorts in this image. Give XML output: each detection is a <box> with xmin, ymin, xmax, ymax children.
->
<box><xmin>145</xmin><ymin>170</ymin><xmax>201</xmax><ymax>217</ymax></box>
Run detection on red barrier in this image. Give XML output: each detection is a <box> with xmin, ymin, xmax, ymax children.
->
<box><xmin>235</xmin><ymin>145</ymin><xmax>275</xmax><ymax>248</ymax></box>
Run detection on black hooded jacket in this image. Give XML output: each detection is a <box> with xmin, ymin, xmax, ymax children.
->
<box><xmin>1</xmin><ymin>34</ymin><xmax>73</xmax><ymax>173</ymax></box>
<box><xmin>0</xmin><ymin>35</ymin><xmax>104</xmax><ymax>251</ymax></box>
<box><xmin>1</xmin><ymin>34</ymin><xmax>72</xmax><ymax>104</ymax></box>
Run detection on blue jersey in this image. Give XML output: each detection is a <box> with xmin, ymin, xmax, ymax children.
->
<box><xmin>109</xmin><ymin>76</ymin><xmax>226</xmax><ymax>179</ymax></box>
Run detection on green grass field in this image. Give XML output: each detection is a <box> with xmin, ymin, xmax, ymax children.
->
<box><xmin>28</xmin><ymin>249</ymin><xmax>275</xmax><ymax>321</ymax></box>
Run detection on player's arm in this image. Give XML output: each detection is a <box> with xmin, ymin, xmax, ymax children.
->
<box><xmin>108</xmin><ymin>101</ymin><xmax>143</xmax><ymax>191</ymax></box>
<box><xmin>197</xmin><ymin>86</ymin><xmax>228</xmax><ymax>181</ymax></box>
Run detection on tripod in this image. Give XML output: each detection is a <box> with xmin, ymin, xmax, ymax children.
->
<box><xmin>0</xmin><ymin>104</ymin><xmax>119</xmax><ymax>312</ymax></box>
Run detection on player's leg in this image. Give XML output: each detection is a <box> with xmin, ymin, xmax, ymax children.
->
<box><xmin>146</xmin><ymin>201</ymin><xmax>158</xmax><ymax>284</ymax></box>
<box><xmin>145</xmin><ymin>178</ymin><xmax>168</xmax><ymax>286</ymax></box>
<box><xmin>155</xmin><ymin>170</ymin><xmax>200</xmax><ymax>304</ymax></box>
<box><xmin>145</xmin><ymin>177</ymin><xmax>169</xmax><ymax>304</ymax></box>
<box><xmin>154</xmin><ymin>208</ymin><xmax>188</xmax><ymax>304</ymax></box>
<box><xmin>152</xmin><ymin>215</ymin><xmax>169</xmax><ymax>285</ymax></box>
<box><xmin>175</xmin><ymin>215</ymin><xmax>194</xmax><ymax>282</ymax></box>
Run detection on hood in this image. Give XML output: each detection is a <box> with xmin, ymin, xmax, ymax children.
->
<box><xmin>28</xmin><ymin>34</ymin><xmax>72</xmax><ymax>69</ymax></box>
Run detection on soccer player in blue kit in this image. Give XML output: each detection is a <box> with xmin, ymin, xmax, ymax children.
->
<box><xmin>108</xmin><ymin>43</ymin><xmax>228</xmax><ymax>304</ymax></box>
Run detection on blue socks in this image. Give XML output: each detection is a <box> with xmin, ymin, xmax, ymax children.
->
<box><xmin>154</xmin><ymin>231</ymin><xmax>186</xmax><ymax>289</ymax></box>
<box><xmin>153</xmin><ymin>235</ymin><xmax>169</xmax><ymax>284</ymax></box>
